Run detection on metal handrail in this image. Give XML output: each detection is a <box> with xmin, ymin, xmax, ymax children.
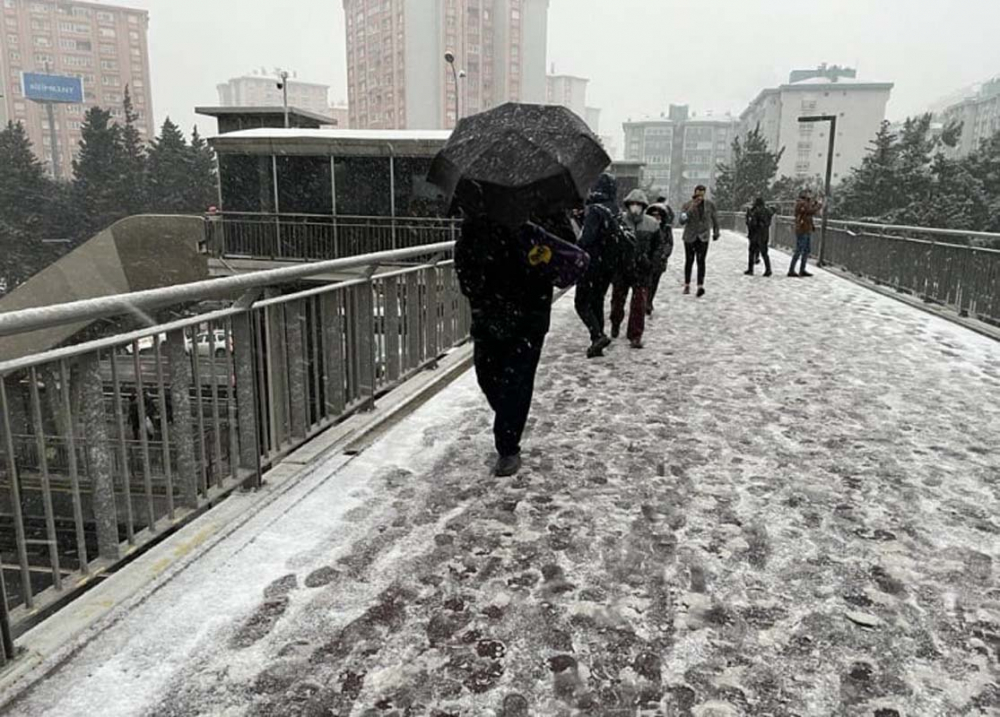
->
<box><xmin>0</xmin><ymin>242</ymin><xmax>455</xmax><ymax>339</ymax></box>
<box><xmin>0</xmin><ymin>237</ymin><xmax>471</xmax><ymax>635</ymax></box>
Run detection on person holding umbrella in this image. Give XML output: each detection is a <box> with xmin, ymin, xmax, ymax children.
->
<box><xmin>430</xmin><ymin>103</ymin><xmax>610</xmax><ymax>476</ymax></box>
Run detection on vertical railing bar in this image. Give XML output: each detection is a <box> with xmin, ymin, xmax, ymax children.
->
<box><xmin>225</xmin><ymin>318</ymin><xmax>240</xmax><ymax>482</ymax></box>
<box><xmin>189</xmin><ymin>327</ymin><xmax>208</xmax><ymax>497</ymax></box>
<box><xmin>0</xmin><ymin>377</ymin><xmax>35</xmax><ymax>607</ymax></box>
<box><xmin>132</xmin><ymin>343</ymin><xmax>156</xmax><ymax>532</ymax></box>
<box><xmin>153</xmin><ymin>336</ymin><xmax>175</xmax><ymax>521</ymax></box>
<box><xmin>207</xmin><ymin>326</ymin><xmax>224</xmax><ymax>487</ymax></box>
<box><xmin>108</xmin><ymin>354</ymin><xmax>135</xmax><ymax>546</ymax></box>
<box><xmin>28</xmin><ymin>367</ymin><xmax>64</xmax><ymax>588</ymax></box>
<box><xmin>59</xmin><ymin>359</ymin><xmax>89</xmax><ymax>574</ymax></box>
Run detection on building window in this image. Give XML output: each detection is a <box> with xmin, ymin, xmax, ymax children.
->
<box><xmin>99</xmin><ymin>27</ymin><xmax>115</xmax><ymax>38</ymax></box>
<box><xmin>3</xmin><ymin>0</ymin><xmax>15</xmax><ymax>8</ymax></box>
<box><xmin>102</xmin><ymin>74</ymin><xmax>120</xmax><ymax>87</ymax></box>
<box><xmin>34</xmin><ymin>35</ymin><xmax>51</xmax><ymax>47</ymax></box>
<box><xmin>72</xmin><ymin>6</ymin><xmax>90</xmax><ymax>16</ymax></box>
<box><xmin>8</xmin><ymin>50</ymin><xmax>20</xmax><ymax>62</ymax></box>
<box><xmin>29</xmin><ymin>2</ymin><xmax>48</xmax><ymax>12</ymax></box>
<box><xmin>100</xmin><ymin>58</ymin><xmax>117</xmax><ymax>70</ymax></box>
<box><xmin>96</xmin><ymin>10</ymin><xmax>115</xmax><ymax>23</ymax></box>
<box><xmin>100</xmin><ymin>43</ymin><xmax>116</xmax><ymax>55</ymax></box>
<box><xmin>6</xmin><ymin>33</ymin><xmax>18</xmax><ymax>45</ymax></box>
<box><xmin>128</xmin><ymin>14</ymin><xmax>139</xmax><ymax>25</ymax></box>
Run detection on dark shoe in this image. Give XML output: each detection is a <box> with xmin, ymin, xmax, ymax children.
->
<box><xmin>596</xmin><ymin>335</ymin><xmax>612</xmax><ymax>351</ymax></box>
<box><xmin>763</xmin><ymin>270</ymin><xmax>773</xmax><ymax>277</ymax></box>
<box><xmin>646</xmin><ymin>304</ymin><xmax>654</xmax><ymax>316</ymax></box>
<box><xmin>610</xmin><ymin>325</ymin><xmax>620</xmax><ymax>339</ymax></box>
<box><xmin>744</xmin><ymin>270</ymin><xmax>754</xmax><ymax>276</ymax></box>
<box><xmin>799</xmin><ymin>271</ymin><xmax>814</xmax><ymax>278</ymax></box>
<box><xmin>787</xmin><ymin>270</ymin><xmax>799</xmax><ymax>278</ymax></box>
<box><xmin>494</xmin><ymin>454</ymin><xmax>522</xmax><ymax>477</ymax></box>
<box><xmin>630</xmin><ymin>339</ymin><xmax>644</xmax><ymax>349</ymax></box>
<box><xmin>696</xmin><ymin>287</ymin><xmax>706</xmax><ymax>298</ymax></box>
<box><xmin>586</xmin><ymin>343</ymin><xmax>603</xmax><ymax>359</ymax></box>
<box><xmin>683</xmin><ymin>285</ymin><xmax>691</xmax><ymax>295</ymax></box>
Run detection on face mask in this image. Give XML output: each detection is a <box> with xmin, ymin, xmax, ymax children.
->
<box><xmin>629</xmin><ymin>205</ymin><xmax>643</xmax><ymax>216</ymax></box>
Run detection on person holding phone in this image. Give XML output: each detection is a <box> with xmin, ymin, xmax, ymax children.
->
<box><xmin>679</xmin><ymin>185</ymin><xmax>721</xmax><ymax>297</ymax></box>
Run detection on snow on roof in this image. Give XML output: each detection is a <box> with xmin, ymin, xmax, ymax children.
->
<box><xmin>211</xmin><ymin>128</ymin><xmax>452</xmax><ymax>142</ymax></box>
<box><xmin>789</xmin><ymin>76</ymin><xmax>862</xmax><ymax>85</ymax></box>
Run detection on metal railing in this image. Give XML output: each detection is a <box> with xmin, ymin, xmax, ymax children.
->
<box><xmin>205</xmin><ymin>212</ymin><xmax>460</xmax><ymax>263</ymax></box>
<box><xmin>0</xmin><ymin>241</ymin><xmax>469</xmax><ymax>640</ymax></box>
<box><xmin>719</xmin><ymin>212</ymin><xmax>1000</xmax><ymax>326</ymax></box>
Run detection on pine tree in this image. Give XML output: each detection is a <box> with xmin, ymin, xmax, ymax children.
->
<box><xmin>187</xmin><ymin>125</ymin><xmax>218</xmax><ymax>212</ymax></box>
<box><xmin>73</xmin><ymin>106</ymin><xmax>128</xmax><ymax>235</ymax></box>
<box><xmin>836</xmin><ymin>120</ymin><xmax>899</xmax><ymax>220</ymax></box>
<box><xmin>0</xmin><ymin>122</ymin><xmax>58</xmax><ymax>293</ymax></box>
<box><xmin>118</xmin><ymin>85</ymin><xmax>148</xmax><ymax>215</ymax></box>
<box><xmin>713</xmin><ymin>125</ymin><xmax>784</xmax><ymax>211</ymax></box>
<box><xmin>147</xmin><ymin>117</ymin><xmax>192</xmax><ymax>213</ymax></box>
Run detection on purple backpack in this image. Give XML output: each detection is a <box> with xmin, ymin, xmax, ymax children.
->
<box><xmin>520</xmin><ymin>222</ymin><xmax>591</xmax><ymax>289</ymax></box>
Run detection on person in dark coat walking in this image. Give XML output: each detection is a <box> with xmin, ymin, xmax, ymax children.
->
<box><xmin>575</xmin><ymin>172</ymin><xmax>620</xmax><ymax>358</ymax></box>
<box><xmin>610</xmin><ymin>189</ymin><xmax>661</xmax><ymax>348</ymax></box>
<box><xmin>744</xmin><ymin>197</ymin><xmax>775</xmax><ymax>276</ymax></box>
<box><xmin>455</xmin><ymin>201</ymin><xmax>564</xmax><ymax>477</ymax></box>
<box><xmin>790</xmin><ymin>189</ymin><xmax>822</xmax><ymax>277</ymax></box>
<box><xmin>680</xmin><ymin>185</ymin><xmax>720</xmax><ymax>297</ymax></box>
<box><xmin>645</xmin><ymin>201</ymin><xmax>674</xmax><ymax>315</ymax></box>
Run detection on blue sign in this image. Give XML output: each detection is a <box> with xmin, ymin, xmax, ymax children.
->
<box><xmin>21</xmin><ymin>72</ymin><xmax>84</xmax><ymax>104</ymax></box>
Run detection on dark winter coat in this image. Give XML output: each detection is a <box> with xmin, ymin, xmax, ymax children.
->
<box><xmin>455</xmin><ymin>215</ymin><xmax>554</xmax><ymax>343</ymax></box>
<box><xmin>680</xmin><ymin>198</ymin><xmax>720</xmax><ymax>244</ymax></box>
<box><xmin>745</xmin><ymin>203</ymin><xmax>775</xmax><ymax>245</ymax></box>
<box><xmin>795</xmin><ymin>197</ymin><xmax>822</xmax><ymax>235</ymax></box>
<box><xmin>620</xmin><ymin>189</ymin><xmax>662</xmax><ymax>285</ymax></box>
<box><xmin>647</xmin><ymin>203</ymin><xmax>675</xmax><ymax>267</ymax></box>
<box><xmin>578</xmin><ymin>172</ymin><xmax>620</xmax><ymax>274</ymax></box>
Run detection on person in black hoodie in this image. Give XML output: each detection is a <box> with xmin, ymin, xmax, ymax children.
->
<box><xmin>610</xmin><ymin>189</ymin><xmax>661</xmax><ymax>348</ymax></box>
<box><xmin>455</xmin><ymin>193</ymin><xmax>570</xmax><ymax>477</ymax></box>
<box><xmin>574</xmin><ymin>172</ymin><xmax>621</xmax><ymax>358</ymax></box>
<box><xmin>744</xmin><ymin>197</ymin><xmax>775</xmax><ymax>276</ymax></box>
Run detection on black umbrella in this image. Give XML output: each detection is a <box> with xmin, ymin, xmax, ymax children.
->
<box><xmin>428</xmin><ymin>102</ymin><xmax>611</xmax><ymax>226</ymax></box>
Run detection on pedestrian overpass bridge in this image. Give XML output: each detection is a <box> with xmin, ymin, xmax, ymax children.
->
<box><xmin>0</xmin><ymin>226</ymin><xmax>999</xmax><ymax>716</ymax></box>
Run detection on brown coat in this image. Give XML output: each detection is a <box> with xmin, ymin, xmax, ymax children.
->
<box><xmin>795</xmin><ymin>198</ymin><xmax>822</xmax><ymax>235</ymax></box>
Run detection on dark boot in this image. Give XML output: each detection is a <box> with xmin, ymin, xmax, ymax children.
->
<box><xmin>494</xmin><ymin>454</ymin><xmax>522</xmax><ymax>477</ymax></box>
<box><xmin>696</xmin><ymin>287</ymin><xmax>706</xmax><ymax>297</ymax></box>
<box><xmin>610</xmin><ymin>325</ymin><xmax>620</xmax><ymax>339</ymax></box>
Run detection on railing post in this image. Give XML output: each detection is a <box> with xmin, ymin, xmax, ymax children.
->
<box><xmin>231</xmin><ymin>311</ymin><xmax>261</xmax><ymax>487</ymax></box>
<box><xmin>79</xmin><ymin>352</ymin><xmax>120</xmax><ymax>561</ymax></box>
<box><xmin>357</xmin><ymin>281</ymin><xmax>377</xmax><ymax>410</ymax></box>
<box><xmin>321</xmin><ymin>291</ymin><xmax>346</xmax><ymax>417</ymax></box>
<box><xmin>286</xmin><ymin>300</ymin><xmax>308</xmax><ymax>440</ymax></box>
<box><xmin>384</xmin><ymin>276</ymin><xmax>401</xmax><ymax>383</ymax></box>
<box><xmin>166</xmin><ymin>330</ymin><xmax>199</xmax><ymax>509</ymax></box>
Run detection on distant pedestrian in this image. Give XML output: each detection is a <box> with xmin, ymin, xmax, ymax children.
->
<box><xmin>575</xmin><ymin>172</ymin><xmax>621</xmax><ymax>358</ymax></box>
<box><xmin>790</xmin><ymin>189</ymin><xmax>822</xmax><ymax>278</ymax></box>
<box><xmin>645</xmin><ymin>201</ymin><xmax>675</xmax><ymax>315</ymax></box>
<box><xmin>455</xmin><ymin>198</ymin><xmax>570</xmax><ymax>477</ymax></box>
<box><xmin>610</xmin><ymin>190</ymin><xmax>661</xmax><ymax>348</ymax></box>
<box><xmin>744</xmin><ymin>197</ymin><xmax>775</xmax><ymax>276</ymax></box>
<box><xmin>679</xmin><ymin>185</ymin><xmax>720</xmax><ymax>297</ymax></box>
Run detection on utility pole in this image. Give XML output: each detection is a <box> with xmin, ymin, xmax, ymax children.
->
<box><xmin>43</xmin><ymin>61</ymin><xmax>61</xmax><ymax>179</ymax></box>
<box><xmin>798</xmin><ymin>114</ymin><xmax>838</xmax><ymax>267</ymax></box>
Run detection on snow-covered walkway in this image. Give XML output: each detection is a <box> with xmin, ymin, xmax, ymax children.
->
<box><xmin>5</xmin><ymin>233</ymin><xmax>1000</xmax><ymax>717</ymax></box>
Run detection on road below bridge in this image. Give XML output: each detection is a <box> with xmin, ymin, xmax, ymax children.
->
<box><xmin>5</xmin><ymin>233</ymin><xmax>1000</xmax><ymax>716</ymax></box>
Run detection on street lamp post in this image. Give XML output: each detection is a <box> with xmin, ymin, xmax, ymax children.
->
<box><xmin>276</xmin><ymin>70</ymin><xmax>290</xmax><ymax>129</ymax></box>
<box><xmin>798</xmin><ymin>114</ymin><xmax>837</xmax><ymax>266</ymax></box>
<box><xmin>444</xmin><ymin>52</ymin><xmax>462</xmax><ymax>126</ymax></box>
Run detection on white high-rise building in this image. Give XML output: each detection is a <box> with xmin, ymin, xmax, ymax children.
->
<box><xmin>217</xmin><ymin>73</ymin><xmax>332</xmax><ymax>119</ymax></box>
<box><xmin>739</xmin><ymin>70</ymin><xmax>893</xmax><ymax>184</ymax></box>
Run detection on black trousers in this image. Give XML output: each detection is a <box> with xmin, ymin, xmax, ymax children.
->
<box><xmin>474</xmin><ymin>334</ymin><xmax>545</xmax><ymax>458</ymax></box>
<box><xmin>648</xmin><ymin>261</ymin><xmax>667</xmax><ymax>308</ymax></box>
<box><xmin>749</xmin><ymin>239</ymin><xmax>771</xmax><ymax>273</ymax></box>
<box><xmin>574</xmin><ymin>267</ymin><xmax>613</xmax><ymax>342</ymax></box>
<box><xmin>684</xmin><ymin>241</ymin><xmax>709</xmax><ymax>286</ymax></box>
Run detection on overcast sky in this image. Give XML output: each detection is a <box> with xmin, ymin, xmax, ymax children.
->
<box><xmin>125</xmin><ymin>0</ymin><xmax>1000</xmax><ymax>152</ymax></box>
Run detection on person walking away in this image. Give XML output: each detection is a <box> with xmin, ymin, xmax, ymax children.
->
<box><xmin>790</xmin><ymin>189</ymin><xmax>822</xmax><ymax>277</ymax></box>
<box><xmin>455</xmin><ymin>204</ymin><xmax>561</xmax><ymax>477</ymax></box>
<box><xmin>680</xmin><ymin>185</ymin><xmax>720</xmax><ymax>297</ymax></box>
<box><xmin>610</xmin><ymin>190</ymin><xmax>661</xmax><ymax>348</ymax></box>
<box><xmin>744</xmin><ymin>197</ymin><xmax>775</xmax><ymax>276</ymax></box>
<box><xmin>575</xmin><ymin>172</ymin><xmax>621</xmax><ymax>358</ymax></box>
<box><xmin>646</xmin><ymin>201</ymin><xmax>675</xmax><ymax>315</ymax></box>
